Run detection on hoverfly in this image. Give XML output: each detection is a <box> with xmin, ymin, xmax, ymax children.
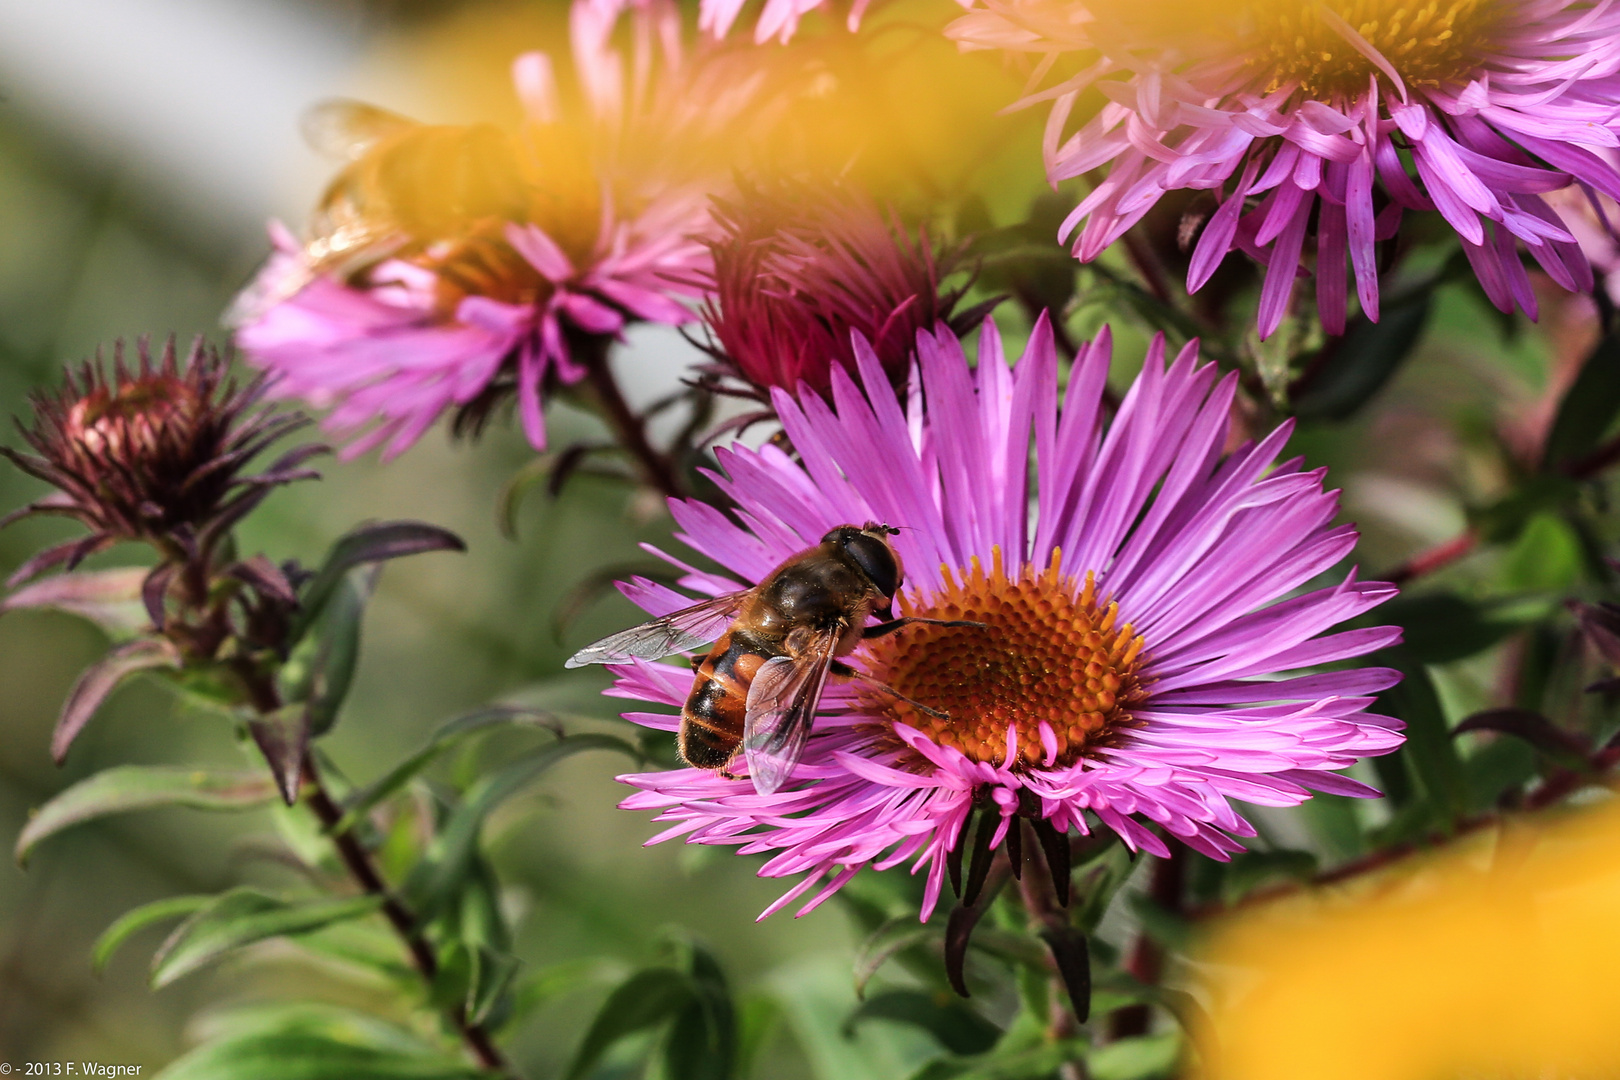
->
<box><xmin>566</xmin><ymin>523</ymin><xmax>980</xmax><ymax>794</ymax></box>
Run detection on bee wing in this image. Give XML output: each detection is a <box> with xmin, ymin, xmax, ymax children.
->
<box><xmin>563</xmin><ymin>591</ymin><xmax>750</xmax><ymax>668</ymax></box>
<box><xmin>742</xmin><ymin>631</ymin><xmax>838</xmax><ymax>796</ymax></box>
<box><xmin>302</xmin><ymin>99</ymin><xmax>415</xmax><ymax>161</ymax></box>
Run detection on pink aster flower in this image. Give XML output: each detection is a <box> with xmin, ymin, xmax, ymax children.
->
<box><xmin>232</xmin><ymin>0</ymin><xmax>716</xmax><ymax>459</ymax></box>
<box><xmin>1547</xmin><ymin>180</ymin><xmax>1620</xmax><ymax>304</ymax></box>
<box><xmin>606</xmin><ymin>315</ymin><xmax>1404</xmax><ymax>920</ymax></box>
<box><xmin>699</xmin><ymin>0</ymin><xmax>875</xmax><ymax>43</ymax></box>
<box><xmin>948</xmin><ymin>1</ymin><xmax>1620</xmax><ymax>336</ymax></box>
<box><xmin>696</xmin><ymin>180</ymin><xmax>979</xmax><ymax>395</ymax></box>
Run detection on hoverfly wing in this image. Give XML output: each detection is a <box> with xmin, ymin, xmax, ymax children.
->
<box><xmin>741</xmin><ymin>633</ymin><xmax>837</xmax><ymax>795</ymax></box>
<box><xmin>302</xmin><ymin>99</ymin><xmax>415</xmax><ymax>161</ymax></box>
<box><xmin>564</xmin><ymin>591</ymin><xmax>749</xmax><ymax>668</ymax></box>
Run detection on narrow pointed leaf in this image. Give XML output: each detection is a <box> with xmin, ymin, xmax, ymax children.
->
<box><xmin>53</xmin><ymin>638</ymin><xmax>181</xmax><ymax>763</ymax></box>
<box><xmin>1293</xmin><ymin>292</ymin><xmax>1432</xmax><ymax>421</ymax></box>
<box><xmin>93</xmin><ymin>894</ymin><xmax>212</xmax><ymax>974</ymax></box>
<box><xmin>280</xmin><ymin>568</ymin><xmax>374</xmax><ymax>739</ymax></box>
<box><xmin>944</xmin><ymin>862</ymin><xmax>1010</xmax><ymax>999</ymax></box>
<box><xmin>229</xmin><ymin>554</ymin><xmax>298</xmax><ymax>605</ymax></box>
<box><xmin>842</xmin><ymin>990</ymin><xmax>1002</xmax><ymax>1056</ymax></box>
<box><xmin>331</xmin><ymin>706</ymin><xmax>564</xmax><ymax>835</ymax></box>
<box><xmin>466</xmin><ymin>946</ymin><xmax>521</xmax><ymax>1027</ymax></box>
<box><xmin>962</xmin><ymin>808</ymin><xmax>999</xmax><ymax>907</ymax></box>
<box><xmin>1544</xmin><ymin>332</ymin><xmax>1620</xmax><ymax>469</ymax></box>
<box><xmin>3</xmin><ymin>566</ymin><xmax>149</xmax><ymax>636</ymax></box>
<box><xmin>1453</xmin><ymin>707</ymin><xmax>1593</xmax><ymax>772</ymax></box>
<box><xmin>1032</xmin><ymin>817</ymin><xmax>1071</xmax><ymax>906</ymax></box>
<box><xmin>17</xmin><ymin>766</ymin><xmax>277</xmax><ymax>864</ymax></box>
<box><xmin>151</xmin><ymin>887</ymin><xmax>384</xmax><ymax>988</ymax></box>
<box><xmin>403</xmin><ymin>733</ymin><xmax>639</xmax><ymax>917</ymax></box>
<box><xmin>565</xmin><ymin>967</ymin><xmax>695</xmax><ymax>1080</ymax></box>
<box><xmin>152</xmin><ymin>1006</ymin><xmax>483</xmax><ymax>1080</ymax></box>
<box><xmin>1038</xmin><ymin>924</ymin><xmax>1092</xmax><ymax>1023</ymax></box>
<box><xmin>853</xmin><ymin>918</ymin><xmax>941</xmax><ymax>999</ymax></box>
<box><xmin>143</xmin><ymin>563</ymin><xmax>177</xmax><ymax>631</ymax></box>
<box><xmin>249</xmin><ymin>705</ymin><xmax>309</xmax><ymax>806</ymax></box>
<box><xmin>291</xmin><ymin>521</ymin><xmax>464</xmax><ymax>644</ymax></box>
<box><xmin>664</xmin><ymin>943</ymin><xmax>737</xmax><ymax>1080</ymax></box>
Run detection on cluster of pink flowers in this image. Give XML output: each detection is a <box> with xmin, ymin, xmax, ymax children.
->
<box><xmin>949</xmin><ymin>0</ymin><xmax>1620</xmax><ymax>335</ymax></box>
<box><xmin>222</xmin><ymin>0</ymin><xmax>1620</xmax><ymax>919</ymax></box>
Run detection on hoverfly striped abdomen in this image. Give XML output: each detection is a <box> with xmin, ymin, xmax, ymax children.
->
<box><xmin>680</xmin><ymin>628</ymin><xmax>776</xmax><ymax>769</ymax></box>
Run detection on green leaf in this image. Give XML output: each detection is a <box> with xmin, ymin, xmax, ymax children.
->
<box><xmin>154</xmin><ymin>1005</ymin><xmax>483</xmax><ymax>1080</ymax></box>
<box><xmin>1293</xmin><ymin>292</ymin><xmax>1432</xmax><ymax>421</ymax></box>
<box><xmin>93</xmin><ymin>895</ymin><xmax>212</xmax><ymax>975</ymax></box>
<box><xmin>1377</xmin><ymin>593</ymin><xmax>1531</xmax><ymax>665</ymax></box>
<box><xmin>466</xmin><ymin>946</ymin><xmax>521</xmax><ymax>1027</ymax></box>
<box><xmin>664</xmin><ymin>944</ymin><xmax>738</xmax><ymax>1080</ymax></box>
<box><xmin>1219</xmin><ymin>849</ymin><xmax>1319</xmax><ymax>905</ymax></box>
<box><xmin>565</xmin><ymin>967</ymin><xmax>696</xmax><ymax>1080</ymax></box>
<box><xmin>151</xmin><ymin>887</ymin><xmax>385</xmax><ymax>988</ymax></box>
<box><xmin>510</xmin><ymin>957</ymin><xmax>624</xmax><ymax>1022</ymax></box>
<box><xmin>843</xmin><ymin>990</ymin><xmax>1002</xmax><ymax>1057</ymax></box>
<box><xmin>1087</xmin><ymin>1034</ymin><xmax>1180</xmax><ymax>1080</ymax></box>
<box><xmin>403</xmin><ymin>733</ymin><xmax>639</xmax><ymax>918</ymax></box>
<box><xmin>1499</xmin><ymin>513</ymin><xmax>1582</xmax><ymax>594</ymax></box>
<box><xmin>1379</xmin><ymin>660</ymin><xmax>1466</xmax><ymax>823</ymax></box>
<box><xmin>52</xmin><ymin>637</ymin><xmax>181</xmax><ymax>764</ymax></box>
<box><xmin>290</xmin><ymin>520</ymin><xmax>465</xmax><ymax>646</ymax></box>
<box><xmin>853</xmin><ymin>918</ymin><xmax>942</xmax><ymax>999</ymax></box>
<box><xmin>332</xmin><ymin>706</ymin><xmax>564</xmax><ymax>835</ymax></box>
<box><xmin>1542</xmin><ymin>332</ymin><xmax>1620</xmax><ymax>470</ymax></box>
<box><xmin>17</xmin><ymin>766</ymin><xmax>277</xmax><ymax>865</ymax></box>
<box><xmin>941</xmin><ymin>1039</ymin><xmax>1090</xmax><ymax>1080</ymax></box>
<box><xmin>1126</xmin><ymin>894</ymin><xmax>1194</xmax><ymax>952</ymax></box>
<box><xmin>280</xmin><ymin>568</ymin><xmax>373</xmax><ymax>739</ymax></box>
<box><xmin>1453</xmin><ymin>707</ymin><xmax>1592</xmax><ymax>772</ymax></box>
<box><xmin>2</xmin><ymin>566</ymin><xmax>149</xmax><ymax>637</ymax></box>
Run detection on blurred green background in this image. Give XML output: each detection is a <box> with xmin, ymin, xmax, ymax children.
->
<box><xmin>0</xmin><ymin>0</ymin><xmax>1602</xmax><ymax>1075</ymax></box>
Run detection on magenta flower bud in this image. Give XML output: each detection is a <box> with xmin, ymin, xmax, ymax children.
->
<box><xmin>701</xmin><ymin>181</ymin><xmax>974</xmax><ymax>394</ymax></box>
<box><xmin>1</xmin><ymin>338</ymin><xmax>318</xmax><ymax>585</ymax></box>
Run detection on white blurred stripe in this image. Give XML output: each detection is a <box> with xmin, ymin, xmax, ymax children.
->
<box><xmin>0</xmin><ymin>0</ymin><xmax>361</xmax><ymax>236</ymax></box>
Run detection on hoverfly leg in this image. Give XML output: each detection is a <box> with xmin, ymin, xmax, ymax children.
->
<box><xmin>862</xmin><ymin>617</ymin><xmax>987</xmax><ymax>640</ymax></box>
<box><xmin>831</xmin><ymin>661</ymin><xmax>952</xmax><ymax>720</ymax></box>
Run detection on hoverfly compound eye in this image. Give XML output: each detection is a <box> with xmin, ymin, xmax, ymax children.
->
<box><xmin>820</xmin><ymin>525</ymin><xmax>853</xmax><ymax>546</ymax></box>
<box><xmin>844</xmin><ymin>530</ymin><xmax>900</xmax><ymax>598</ymax></box>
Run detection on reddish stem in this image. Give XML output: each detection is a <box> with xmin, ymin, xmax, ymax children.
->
<box><xmin>1109</xmin><ymin>843</ymin><xmax>1184</xmax><ymax>1040</ymax></box>
<box><xmin>303</xmin><ymin>770</ymin><xmax>513</xmax><ymax>1074</ymax></box>
<box><xmin>579</xmin><ymin>337</ymin><xmax>684</xmax><ymax>501</ymax></box>
<box><xmin>239</xmin><ymin>665</ymin><xmax>514</xmax><ymax>1075</ymax></box>
<box><xmin>1384</xmin><ymin>530</ymin><xmax>1478</xmax><ymax>586</ymax></box>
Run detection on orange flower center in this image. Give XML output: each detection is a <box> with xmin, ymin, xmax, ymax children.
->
<box><xmin>1246</xmin><ymin>0</ymin><xmax>1500</xmax><ymax>97</ymax></box>
<box><xmin>859</xmin><ymin>549</ymin><xmax>1147</xmax><ymax>770</ymax></box>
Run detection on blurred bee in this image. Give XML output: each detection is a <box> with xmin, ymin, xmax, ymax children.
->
<box><xmin>567</xmin><ymin>523</ymin><xmax>980</xmax><ymax>794</ymax></box>
<box><xmin>299</xmin><ymin>99</ymin><xmax>530</xmax><ymax>280</ymax></box>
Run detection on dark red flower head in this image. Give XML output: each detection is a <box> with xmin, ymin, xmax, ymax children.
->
<box><xmin>1</xmin><ymin>337</ymin><xmax>322</xmax><ymax>584</ymax></box>
<box><xmin>700</xmin><ymin>181</ymin><xmax>976</xmax><ymax>394</ymax></box>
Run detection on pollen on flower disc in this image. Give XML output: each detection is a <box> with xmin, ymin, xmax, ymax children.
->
<box><xmin>860</xmin><ymin>548</ymin><xmax>1146</xmax><ymax>770</ymax></box>
<box><xmin>1246</xmin><ymin>0</ymin><xmax>1502</xmax><ymax>96</ymax></box>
